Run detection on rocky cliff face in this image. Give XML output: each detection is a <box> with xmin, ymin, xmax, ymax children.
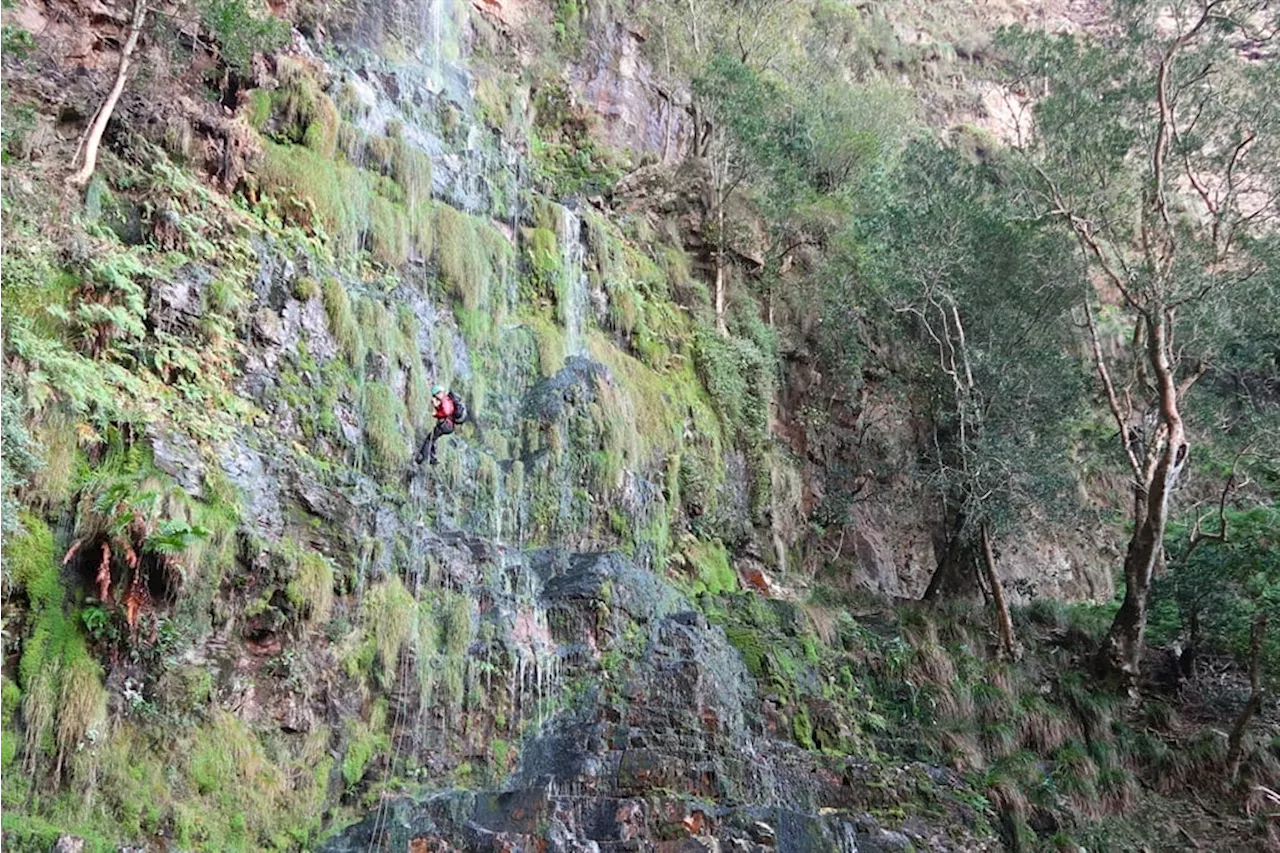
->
<box><xmin>319</xmin><ymin>551</ymin><xmax>994</xmax><ymax>853</ymax></box>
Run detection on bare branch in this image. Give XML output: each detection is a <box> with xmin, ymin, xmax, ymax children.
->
<box><xmin>1183</xmin><ymin>443</ymin><xmax>1250</xmax><ymax>560</ymax></box>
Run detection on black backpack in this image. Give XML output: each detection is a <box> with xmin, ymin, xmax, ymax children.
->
<box><xmin>448</xmin><ymin>391</ymin><xmax>468</xmax><ymax>424</ymax></box>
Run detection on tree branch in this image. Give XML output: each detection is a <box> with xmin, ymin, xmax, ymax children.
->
<box><xmin>67</xmin><ymin>0</ymin><xmax>149</xmax><ymax>187</ymax></box>
<box><xmin>1183</xmin><ymin>443</ymin><xmax>1249</xmax><ymax>561</ymax></box>
<box><xmin>1084</xmin><ymin>300</ymin><xmax>1144</xmax><ymax>480</ymax></box>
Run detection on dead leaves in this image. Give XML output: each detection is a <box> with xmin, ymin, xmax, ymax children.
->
<box><xmin>63</xmin><ymin>532</ymin><xmax>153</xmax><ymax>634</ymax></box>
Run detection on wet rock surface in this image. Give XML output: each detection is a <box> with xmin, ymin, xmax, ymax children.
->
<box><xmin>323</xmin><ymin>552</ymin><xmax>996</xmax><ymax>853</ymax></box>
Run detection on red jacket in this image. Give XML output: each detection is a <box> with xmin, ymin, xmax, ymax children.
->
<box><xmin>434</xmin><ymin>394</ymin><xmax>455</xmax><ymax>422</ymax></box>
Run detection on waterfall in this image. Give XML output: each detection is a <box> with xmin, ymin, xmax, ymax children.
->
<box><xmin>419</xmin><ymin>0</ymin><xmax>446</xmax><ymax>93</ymax></box>
<box><xmin>558</xmin><ymin>203</ymin><xmax>589</xmax><ymax>357</ymax></box>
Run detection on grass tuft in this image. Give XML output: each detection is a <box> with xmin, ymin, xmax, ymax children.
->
<box><xmin>322</xmin><ymin>277</ymin><xmax>364</xmax><ymax>369</ymax></box>
<box><xmin>287</xmin><ymin>550</ymin><xmax>335</xmax><ymax>624</ymax></box>
<box><xmin>361</xmin><ymin>381</ymin><xmax>411</xmax><ymax>472</ymax></box>
<box><xmin>361</xmin><ymin>576</ymin><xmax>416</xmax><ymax>688</ymax></box>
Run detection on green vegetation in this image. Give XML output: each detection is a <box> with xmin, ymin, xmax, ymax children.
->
<box><xmin>1</xmin><ymin>378</ymin><xmax>42</xmax><ymax>534</ymax></box>
<box><xmin>2</xmin><ymin>0</ymin><xmax>1276</xmax><ymax>850</ymax></box>
<box><xmin>435</xmin><ymin>204</ymin><xmax>496</xmax><ymax>312</ymax></box>
<box><xmin>683</xmin><ymin>537</ymin><xmax>736</xmax><ymax>596</ymax></box>
<box><xmin>342</xmin><ymin>700</ymin><xmax>389</xmax><ymax>788</ymax></box>
<box><xmin>362</xmin><ymin>381</ymin><xmax>411</xmax><ymax>472</ymax></box>
<box><xmin>200</xmin><ymin>0</ymin><xmax>289</xmax><ymax>75</ymax></box>
<box><xmin>286</xmin><ymin>550</ymin><xmax>336</xmax><ymax>624</ymax></box>
<box><xmin>0</xmin><ymin>0</ymin><xmax>34</xmax><ymax>162</ymax></box>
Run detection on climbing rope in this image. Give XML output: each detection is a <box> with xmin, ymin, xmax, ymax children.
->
<box><xmin>368</xmin><ymin>612</ymin><xmax>415</xmax><ymax>851</ymax></box>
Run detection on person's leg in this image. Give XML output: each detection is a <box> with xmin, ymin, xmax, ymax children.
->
<box><xmin>428</xmin><ymin>420</ymin><xmax>454</xmax><ymax>464</ymax></box>
<box><xmin>415</xmin><ymin>431</ymin><xmax>435</xmax><ymax>465</ymax></box>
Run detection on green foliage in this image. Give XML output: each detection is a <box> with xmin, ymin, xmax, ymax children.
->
<box><xmin>1</xmin><ymin>678</ymin><xmax>20</xmax><ymax>728</ymax></box>
<box><xmin>359</xmin><ymin>576</ymin><xmax>416</xmax><ymax>688</ymax></box>
<box><xmin>529</xmin><ymin>81</ymin><xmax>622</xmax><ymax>197</ymax></box>
<box><xmin>1</xmin><ymin>729</ymin><xmax>17</xmax><ymax>773</ymax></box>
<box><xmin>848</xmin><ymin>140</ymin><xmax>1085</xmax><ymax>581</ymax></box>
<box><xmin>1154</xmin><ymin>506</ymin><xmax>1280</xmax><ymax>689</ymax></box>
<box><xmin>10</xmin><ymin>513</ymin><xmax>107</xmax><ymax>789</ymax></box>
<box><xmin>692</xmin><ymin>319</ymin><xmax>772</xmax><ymax>445</ymax></box>
<box><xmin>342</xmin><ymin>700</ymin><xmax>388</xmax><ymax>788</ymax></box>
<box><xmin>435</xmin><ymin>205</ymin><xmax>494</xmax><ymax>312</ymax></box>
<box><xmin>179</xmin><ymin>711</ymin><xmax>295</xmax><ymax>849</ymax></box>
<box><xmin>246</xmin><ymin>89</ymin><xmax>273</xmax><ymax>131</ymax></box>
<box><xmin>1</xmin><ymin>380</ymin><xmax>42</xmax><ymax>536</ymax></box>
<box><xmin>358</xmin><ymin>298</ymin><xmax>397</xmax><ymax>368</ymax></box>
<box><xmin>1</xmin><ymin>21</ymin><xmax>35</xmax><ymax>60</ymax></box>
<box><xmin>0</xmin><ymin>0</ymin><xmax>33</xmax><ymax>162</ymax></box>
<box><xmin>523</xmin><ymin>226</ymin><xmax>560</xmax><ymax>304</ymax></box>
<box><xmin>201</xmin><ymin>0</ymin><xmax>288</xmax><ymax>75</ymax></box>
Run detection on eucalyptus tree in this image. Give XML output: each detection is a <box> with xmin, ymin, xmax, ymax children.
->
<box><xmin>862</xmin><ymin>143</ymin><xmax>1085</xmax><ymax>658</ymax></box>
<box><xmin>1001</xmin><ymin>0</ymin><xmax>1280</xmax><ymax>683</ymax></box>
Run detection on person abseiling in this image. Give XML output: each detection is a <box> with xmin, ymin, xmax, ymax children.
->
<box><xmin>416</xmin><ymin>385</ymin><xmax>467</xmax><ymax>466</ymax></box>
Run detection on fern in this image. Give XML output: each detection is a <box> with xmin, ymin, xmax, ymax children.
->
<box><xmin>146</xmin><ymin>520</ymin><xmax>210</xmax><ymax>556</ymax></box>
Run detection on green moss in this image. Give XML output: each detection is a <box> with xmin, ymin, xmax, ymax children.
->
<box><xmin>793</xmin><ymin>703</ymin><xmax>816</xmax><ymax>749</ymax></box>
<box><xmin>491</xmin><ymin>737</ymin><xmax>511</xmax><ymax>770</ymax></box>
<box><xmin>277</xmin><ymin>57</ymin><xmax>340</xmax><ymax>159</ymax></box>
<box><xmin>293</xmin><ymin>276</ymin><xmax>321</xmax><ymax>301</ymax></box>
<box><xmin>27</xmin><ymin>416</ymin><xmax>79</xmax><ymax>509</ymax></box>
<box><xmin>358</xmin><ymin>297</ymin><xmax>398</xmax><ymax>366</ymax></box>
<box><xmin>437</xmin><ymin>590</ymin><xmax>472</xmax><ymax>719</ymax></box>
<box><xmin>9</xmin><ymin>513</ymin><xmax>59</xmax><ymax>611</ymax></box>
<box><xmin>362</xmin><ymin>381</ymin><xmax>411</xmax><ymax>473</ymax></box>
<box><xmin>390</xmin><ymin>138</ymin><xmax>433</xmax><ymax>213</ymax></box>
<box><xmin>686</xmin><ymin>538</ymin><xmax>736</xmax><ymax>596</ymax></box>
<box><xmin>524</xmin><ymin>313</ymin><xmax>567</xmax><ymax>377</ymax></box>
<box><xmin>1</xmin><ymin>728</ymin><xmax>17</xmax><ymax>771</ymax></box>
<box><xmin>724</xmin><ymin>626</ymin><xmax>768</xmax><ymax>679</ymax></box>
<box><xmin>0</xmin><ymin>813</ymin><xmax>109</xmax><ymax>853</ymax></box>
<box><xmin>341</xmin><ymin>702</ymin><xmax>388</xmax><ymax>788</ymax></box>
<box><xmin>523</xmin><ymin>226</ymin><xmax>560</xmax><ymax>304</ymax></box>
<box><xmin>54</xmin><ymin>648</ymin><xmax>107</xmax><ymax>770</ymax></box>
<box><xmin>245</xmin><ymin>89</ymin><xmax>273</xmax><ymax>131</ymax></box>
<box><xmin>181</xmin><ymin>711</ymin><xmax>287</xmax><ymax>848</ymax></box>
<box><xmin>258</xmin><ymin>141</ymin><xmax>366</xmax><ymax>254</ymax></box>
<box><xmin>360</xmin><ymin>576</ymin><xmax>416</xmax><ymax>687</ymax></box>
<box><xmin>368</xmin><ymin>195</ymin><xmax>410</xmax><ymax>267</ymax></box>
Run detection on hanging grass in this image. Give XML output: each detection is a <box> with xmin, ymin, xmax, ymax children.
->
<box><xmin>287</xmin><ymin>550</ymin><xmax>335</xmax><ymax>624</ymax></box>
<box><xmin>360</xmin><ymin>577</ymin><xmax>415</xmax><ymax>689</ymax></box>
<box><xmin>321</xmin><ymin>277</ymin><xmax>364</xmax><ymax>370</ymax></box>
<box><xmin>361</xmin><ymin>381</ymin><xmax>411</xmax><ymax>473</ymax></box>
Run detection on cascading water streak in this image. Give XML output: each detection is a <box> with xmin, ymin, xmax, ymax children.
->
<box><xmin>558</xmin><ymin>203</ymin><xmax>590</xmax><ymax>358</ymax></box>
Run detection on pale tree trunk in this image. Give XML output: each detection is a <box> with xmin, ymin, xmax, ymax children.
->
<box><xmin>1227</xmin><ymin>613</ymin><xmax>1268</xmax><ymax>783</ymax></box>
<box><xmin>1097</xmin><ymin>313</ymin><xmax>1189</xmax><ymax>684</ymax></box>
<box><xmin>67</xmin><ymin>0</ymin><xmax>148</xmax><ymax>187</ymax></box>
<box><xmin>980</xmin><ymin>521</ymin><xmax>1022</xmax><ymax>661</ymax></box>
